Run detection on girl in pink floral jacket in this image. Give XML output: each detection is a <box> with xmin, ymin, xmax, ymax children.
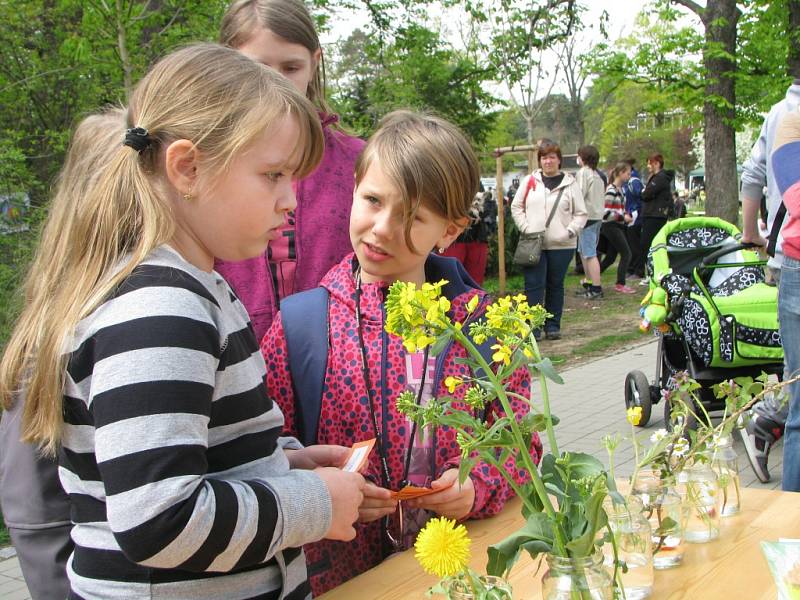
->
<box><xmin>262</xmin><ymin>110</ymin><xmax>542</xmax><ymax>595</ymax></box>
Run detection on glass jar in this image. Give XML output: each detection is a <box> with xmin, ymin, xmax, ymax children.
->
<box><xmin>710</xmin><ymin>435</ymin><xmax>741</xmax><ymax>517</ymax></box>
<box><xmin>602</xmin><ymin>496</ymin><xmax>654</xmax><ymax>599</ymax></box>
<box><xmin>677</xmin><ymin>454</ymin><xmax>722</xmax><ymax>543</ymax></box>
<box><xmin>541</xmin><ymin>550</ymin><xmax>614</xmax><ymax>600</ymax></box>
<box><xmin>446</xmin><ymin>576</ymin><xmax>512</xmax><ymax>599</ymax></box>
<box><xmin>631</xmin><ymin>470</ymin><xmax>688</xmax><ymax>569</ymax></box>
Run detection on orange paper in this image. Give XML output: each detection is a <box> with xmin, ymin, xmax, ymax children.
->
<box><xmin>389</xmin><ymin>481</ymin><xmax>454</xmax><ymax>501</ymax></box>
<box><xmin>342</xmin><ymin>438</ymin><xmax>375</xmax><ymax>473</ymax></box>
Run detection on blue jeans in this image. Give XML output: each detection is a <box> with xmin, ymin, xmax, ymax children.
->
<box><xmin>523</xmin><ymin>248</ymin><xmax>574</xmax><ymax>333</ymax></box>
<box><xmin>780</xmin><ymin>256</ymin><xmax>800</xmax><ymax>491</ymax></box>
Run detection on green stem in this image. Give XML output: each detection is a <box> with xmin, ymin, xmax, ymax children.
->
<box><xmin>482</xmin><ymin>452</ymin><xmax>539</xmax><ymax>516</ymax></box>
<box><xmin>450</xmin><ymin>324</ymin><xmax>569</xmax><ymax>556</ymax></box>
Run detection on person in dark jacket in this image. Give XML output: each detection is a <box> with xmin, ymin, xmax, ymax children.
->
<box><xmin>442</xmin><ymin>183</ymin><xmax>495</xmax><ymax>284</ymax></box>
<box><xmin>640</xmin><ymin>153</ymin><xmax>675</xmax><ymax>278</ymax></box>
<box><xmin>623</xmin><ymin>158</ymin><xmax>645</xmax><ymax>279</ymax></box>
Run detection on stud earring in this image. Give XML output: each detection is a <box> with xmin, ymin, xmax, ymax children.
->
<box><xmin>438</xmin><ymin>246</ymin><xmax>446</xmax><ymax>254</ymax></box>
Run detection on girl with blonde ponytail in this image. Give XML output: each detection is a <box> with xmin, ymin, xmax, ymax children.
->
<box><xmin>0</xmin><ymin>43</ymin><xmax>365</xmax><ymax>599</ymax></box>
<box><xmin>0</xmin><ymin>106</ymin><xmax>124</xmax><ymax>600</ymax></box>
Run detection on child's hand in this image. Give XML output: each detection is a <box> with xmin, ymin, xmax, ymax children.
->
<box><xmin>315</xmin><ymin>468</ymin><xmax>365</xmax><ymax>541</ymax></box>
<box><xmin>286</xmin><ymin>445</ymin><xmax>351</xmax><ymax>470</ymax></box>
<box><xmin>358</xmin><ymin>482</ymin><xmax>398</xmax><ymax>523</ymax></box>
<box><xmin>408</xmin><ymin>469</ymin><xmax>475</xmax><ymax>520</ymax></box>
<box><xmin>406</xmin><ymin>469</ymin><xmax>474</xmax><ymax>520</ymax></box>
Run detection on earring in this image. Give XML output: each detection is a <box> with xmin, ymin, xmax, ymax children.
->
<box><xmin>183</xmin><ymin>192</ymin><xmax>193</xmax><ymax>201</ymax></box>
<box><xmin>438</xmin><ymin>246</ymin><xmax>446</xmax><ymax>254</ymax></box>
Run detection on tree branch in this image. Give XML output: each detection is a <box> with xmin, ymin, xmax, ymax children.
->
<box><xmin>671</xmin><ymin>0</ymin><xmax>705</xmax><ymax>18</ymax></box>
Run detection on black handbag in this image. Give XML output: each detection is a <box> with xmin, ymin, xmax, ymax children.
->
<box><xmin>513</xmin><ymin>186</ymin><xmax>565</xmax><ymax>267</ymax></box>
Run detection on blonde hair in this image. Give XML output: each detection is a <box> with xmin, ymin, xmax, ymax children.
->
<box><xmin>354</xmin><ymin>110</ymin><xmax>480</xmax><ymax>253</ymax></box>
<box><xmin>220</xmin><ymin>0</ymin><xmax>332</xmax><ymax>116</ymax></box>
<box><xmin>0</xmin><ymin>43</ymin><xmax>323</xmax><ymax>454</ymax></box>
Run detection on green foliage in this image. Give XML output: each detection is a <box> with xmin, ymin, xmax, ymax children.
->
<box><xmin>330</xmin><ymin>24</ymin><xmax>498</xmax><ymax>144</ymax></box>
<box><xmin>0</xmin><ymin>510</ymin><xmax>9</xmax><ymax>547</ymax></box>
<box><xmin>0</xmin><ymin>1</ymin><xmax>226</xmax><ymax>205</ymax></box>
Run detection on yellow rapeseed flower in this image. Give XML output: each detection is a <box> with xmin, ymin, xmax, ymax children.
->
<box><xmin>491</xmin><ymin>343</ymin><xmax>512</xmax><ymax>365</ymax></box>
<box><xmin>626</xmin><ymin>406</ymin><xmax>643</xmax><ymax>426</ymax></box>
<box><xmin>414</xmin><ymin>517</ymin><xmax>471</xmax><ymax>578</ymax></box>
<box><xmin>466</xmin><ymin>294</ymin><xmax>480</xmax><ymax>314</ymax></box>
<box><xmin>444</xmin><ymin>376</ymin><xmax>463</xmax><ymax>393</ymax></box>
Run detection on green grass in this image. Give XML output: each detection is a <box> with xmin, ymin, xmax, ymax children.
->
<box><xmin>0</xmin><ymin>510</ymin><xmax>10</xmax><ymax>547</ymax></box>
<box><xmin>571</xmin><ymin>331</ymin><xmax>644</xmax><ymax>356</ymax></box>
<box><xmin>482</xmin><ymin>260</ymin><xmax>650</xmax><ymax>366</ymax></box>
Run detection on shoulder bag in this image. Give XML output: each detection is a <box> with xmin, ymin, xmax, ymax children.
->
<box><xmin>513</xmin><ymin>182</ymin><xmax>565</xmax><ymax>267</ymax></box>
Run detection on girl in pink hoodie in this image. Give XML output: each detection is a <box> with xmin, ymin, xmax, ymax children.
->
<box><xmin>216</xmin><ymin>0</ymin><xmax>365</xmax><ymax>341</ymax></box>
<box><xmin>262</xmin><ymin>111</ymin><xmax>541</xmax><ymax>595</ymax></box>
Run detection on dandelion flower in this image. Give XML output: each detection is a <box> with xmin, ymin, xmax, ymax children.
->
<box><xmin>414</xmin><ymin>517</ymin><xmax>471</xmax><ymax>578</ymax></box>
<box><xmin>626</xmin><ymin>406</ymin><xmax>643</xmax><ymax>426</ymax></box>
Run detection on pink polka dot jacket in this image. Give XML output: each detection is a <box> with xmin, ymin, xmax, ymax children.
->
<box><xmin>261</xmin><ymin>253</ymin><xmax>542</xmax><ymax>596</ymax></box>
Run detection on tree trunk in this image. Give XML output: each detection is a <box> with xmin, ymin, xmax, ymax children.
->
<box><xmin>116</xmin><ymin>0</ymin><xmax>133</xmax><ymax>97</ymax></box>
<box><xmin>789</xmin><ymin>0</ymin><xmax>800</xmax><ymax>79</ymax></box>
<box><xmin>701</xmin><ymin>0</ymin><xmax>739</xmax><ymax>224</ymax></box>
<box><xmin>525</xmin><ymin>114</ymin><xmax>535</xmax><ymax>145</ymax></box>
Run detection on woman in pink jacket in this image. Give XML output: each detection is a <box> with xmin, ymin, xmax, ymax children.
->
<box><xmin>216</xmin><ymin>0</ymin><xmax>365</xmax><ymax>341</ymax></box>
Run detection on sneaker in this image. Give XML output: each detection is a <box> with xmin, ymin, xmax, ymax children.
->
<box><xmin>574</xmin><ymin>279</ymin><xmax>593</xmax><ymax>296</ymax></box>
<box><xmin>614</xmin><ymin>284</ymin><xmax>637</xmax><ymax>294</ymax></box>
<box><xmin>638</xmin><ymin>277</ymin><xmax>651</xmax><ymax>287</ymax></box>
<box><xmin>627</xmin><ymin>273</ymin><xmax>642</xmax><ymax>281</ymax></box>
<box><xmin>738</xmin><ymin>409</ymin><xmax>784</xmax><ymax>483</ymax></box>
<box><xmin>577</xmin><ymin>288</ymin><xmax>604</xmax><ymax>300</ymax></box>
<box><xmin>545</xmin><ymin>329</ymin><xmax>561</xmax><ymax>340</ymax></box>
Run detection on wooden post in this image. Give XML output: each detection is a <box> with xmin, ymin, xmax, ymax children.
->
<box><xmin>527</xmin><ymin>149</ymin><xmax>535</xmax><ymax>174</ymax></box>
<box><xmin>496</xmin><ymin>154</ymin><xmax>506</xmax><ymax>296</ymax></box>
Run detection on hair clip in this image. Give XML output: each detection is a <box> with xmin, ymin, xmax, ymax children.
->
<box><xmin>123</xmin><ymin>127</ymin><xmax>153</xmax><ymax>153</ymax></box>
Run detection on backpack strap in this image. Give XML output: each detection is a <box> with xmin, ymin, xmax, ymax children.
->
<box><xmin>280</xmin><ymin>287</ymin><xmax>330</xmax><ymax>447</ymax></box>
<box><xmin>521</xmin><ymin>174</ymin><xmax>536</xmax><ymax>210</ymax></box>
<box><xmin>767</xmin><ymin>201</ymin><xmax>786</xmax><ymax>258</ymax></box>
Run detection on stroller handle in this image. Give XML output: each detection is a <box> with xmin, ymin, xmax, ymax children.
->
<box><xmin>698</xmin><ymin>242</ymin><xmax>762</xmax><ymax>269</ymax></box>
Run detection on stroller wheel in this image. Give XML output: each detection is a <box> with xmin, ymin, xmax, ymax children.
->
<box><xmin>624</xmin><ymin>370</ymin><xmax>652</xmax><ymax>427</ymax></box>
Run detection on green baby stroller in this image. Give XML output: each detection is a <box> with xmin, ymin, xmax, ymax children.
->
<box><xmin>624</xmin><ymin>216</ymin><xmax>783</xmax><ymax>427</ymax></box>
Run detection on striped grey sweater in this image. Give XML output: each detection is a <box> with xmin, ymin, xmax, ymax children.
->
<box><xmin>59</xmin><ymin>246</ymin><xmax>331</xmax><ymax>600</ymax></box>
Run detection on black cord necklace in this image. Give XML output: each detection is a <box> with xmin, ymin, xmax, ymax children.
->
<box><xmin>353</xmin><ymin>266</ymin><xmax>429</xmax><ymax>490</ymax></box>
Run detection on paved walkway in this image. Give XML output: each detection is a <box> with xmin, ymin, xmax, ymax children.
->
<box><xmin>0</xmin><ymin>338</ymin><xmax>784</xmax><ymax>598</ymax></box>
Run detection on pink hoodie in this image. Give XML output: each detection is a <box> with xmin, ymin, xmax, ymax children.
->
<box><xmin>262</xmin><ymin>253</ymin><xmax>541</xmax><ymax>596</ymax></box>
<box><xmin>216</xmin><ymin>115</ymin><xmax>365</xmax><ymax>341</ymax></box>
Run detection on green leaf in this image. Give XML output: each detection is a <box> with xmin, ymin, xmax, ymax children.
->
<box><xmin>458</xmin><ymin>456</ymin><xmax>476</xmax><ymax>485</ymax></box>
<box><xmin>531</xmin><ymin>358</ymin><xmax>564</xmax><ymax>384</ymax></box>
<box><xmin>565</xmin><ymin>489</ymin><xmax>609</xmax><ymax>557</ymax></box>
<box><xmin>486</xmin><ymin>512</ymin><xmax>554</xmax><ymax>576</ymax></box>
<box><xmin>429</xmin><ymin>332</ymin><xmax>452</xmax><ymax>357</ymax></box>
<box><xmin>561</xmin><ymin>452</ymin><xmax>606</xmax><ymax>480</ymax></box>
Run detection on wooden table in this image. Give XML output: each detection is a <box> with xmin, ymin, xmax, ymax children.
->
<box><xmin>320</xmin><ymin>487</ymin><xmax>799</xmax><ymax>599</ymax></box>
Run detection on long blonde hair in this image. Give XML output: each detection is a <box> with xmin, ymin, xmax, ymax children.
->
<box><xmin>220</xmin><ymin>0</ymin><xmax>332</xmax><ymax>116</ymax></box>
<box><xmin>0</xmin><ymin>43</ymin><xmax>323</xmax><ymax>454</ymax></box>
<box><xmin>354</xmin><ymin>110</ymin><xmax>480</xmax><ymax>253</ymax></box>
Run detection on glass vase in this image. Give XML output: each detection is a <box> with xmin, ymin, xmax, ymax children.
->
<box><xmin>602</xmin><ymin>496</ymin><xmax>654</xmax><ymax>599</ymax></box>
<box><xmin>631</xmin><ymin>471</ymin><xmax>688</xmax><ymax>569</ymax></box>
<box><xmin>446</xmin><ymin>576</ymin><xmax>512</xmax><ymax>599</ymax></box>
<box><xmin>541</xmin><ymin>550</ymin><xmax>614</xmax><ymax>600</ymax></box>
<box><xmin>710</xmin><ymin>435</ymin><xmax>741</xmax><ymax>517</ymax></box>
<box><xmin>677</xmin><ymin>454</ymin><xmax>722</xmax><ymax>543</ymax></box>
